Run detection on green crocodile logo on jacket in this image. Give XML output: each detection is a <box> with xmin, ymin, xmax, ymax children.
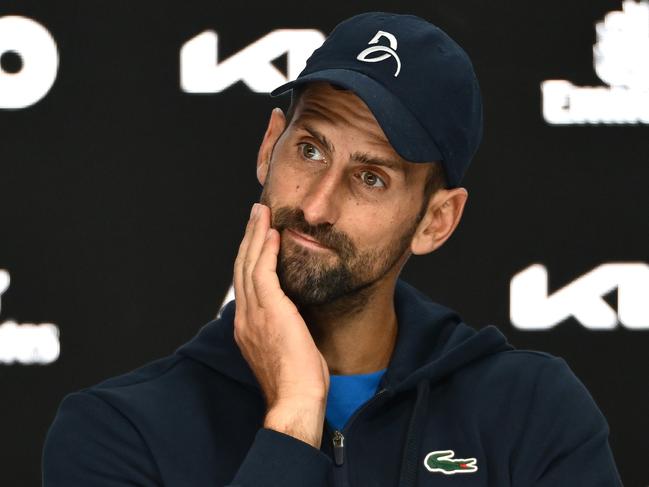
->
<box><xmin>424</xmin><ymin>450</ymin><xmax>478</xmax><ymax>474</ymax></box>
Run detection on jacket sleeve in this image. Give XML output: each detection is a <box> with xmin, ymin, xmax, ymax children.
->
<box><xmin>511</xmin><ymin>357</ymin><xmax>624</xmax><ymax>487</ymax></box>
<box><xmin>42</xmin><ymin>391</ymin><xmax>162</xmax><ymax>486</ymax></box>
<box><xmin>226</xmin><ymin>428</ymin><xmax>332</xmax><ymax>487</ymax></box>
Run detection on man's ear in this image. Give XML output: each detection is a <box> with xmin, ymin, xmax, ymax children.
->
<box><xmin>410</xmin><ymin>187</ymin><xmax>468</xmax><ymax>255</ymax></box>
<box><xmin>257</xmin><ymin>107</ymin><xmax>287</xmax><ymax>186</ymax></box>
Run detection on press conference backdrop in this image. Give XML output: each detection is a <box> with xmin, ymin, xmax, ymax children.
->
<box><xmin>1</xmin><ymin>0</ymin><xmax>647</xmax><ymax>485</ymax></box>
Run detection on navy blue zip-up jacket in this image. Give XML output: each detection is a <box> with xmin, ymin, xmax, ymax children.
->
<box><xmin>42</xmin><ymin>280</ymin><xmax>623</xmax><ymax>486</ymax></box>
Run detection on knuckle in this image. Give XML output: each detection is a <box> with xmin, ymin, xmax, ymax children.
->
<box><xmin>251</xmin><ymin>262</ymin><xmax>261</xmax><ymax>278</ymax></box>
<box><xmin>251</xmin><ymin>268</ymin><xmax>264</xmax><ymax>287</ymax></box>
<box><xmin>243</xmin><ymin>257</ymin><xmax>255</xmax><ymax>273</ymax></box>
<box><xmin>233</xmin><ymin>314</ymin><xmax>244</xmax><ymax>330</ymax></box>
<box><xmin>233</xmin><ymin>322</ymin><xmax>246</xmax><ymax>346</ymax></box>
<box><xmin>237</xmin><ymin>238</ymin><xmax>247</xmax><ymax>253</ymax></box>
<box><xmin>233</xmin><ymin>256</ymin><xmax>243</xmax><ymax>274</ymax></box>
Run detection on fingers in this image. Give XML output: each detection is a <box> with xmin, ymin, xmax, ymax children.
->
<box><xmin>243</xmin><ymin>205</ymin><xmax>271</xmax><ymax>305</ymax></box>
<box><xmin>253</xmin><ymin>227</ymin><xmax>282</xmax><ymax>306</ymax></box>
<box><xmin>235</xmin><ymin>203</ymin><xmax>277</xmax><ymax>315</ymax></box>
<box><xmin>233</xmin><ymin>204</ymin><xmax>258</xmax><ymax>314</ymax></box>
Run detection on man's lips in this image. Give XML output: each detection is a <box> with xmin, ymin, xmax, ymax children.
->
<box><xmin>285</xmin><ymin>228</ymin><xmax>331</xmax><ymax>251</ymax></box>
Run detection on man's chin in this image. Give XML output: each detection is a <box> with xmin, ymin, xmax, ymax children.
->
<box><xmin>277</xmin><ymin>261</ymin><xmax>351</xmax><ymax>307</ymax></box>
<box><xmin>280</xmin><ymin>271</ymin><xmax>376</xmax><ymax>315</ymax></box>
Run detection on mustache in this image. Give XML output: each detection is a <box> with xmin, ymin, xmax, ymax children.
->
<box><xmin>271</xmin><ymin>206</ymin><xmax>356</xmax><ymax>258</ymax></box>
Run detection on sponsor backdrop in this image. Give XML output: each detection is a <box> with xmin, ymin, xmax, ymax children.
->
<box><xmin>1</xmin><ymin>0</ymin><xmax>647</xmax><ymax>485</ymax></box>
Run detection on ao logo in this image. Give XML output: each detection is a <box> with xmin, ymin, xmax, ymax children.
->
<box><xmin>0</xmin><ymin>269</ymin><xmax>60</xmax><ymax>365</ymax></box>
<box><xmin>542</xmin><ymin>0</ymin><xmax>649</xmax><ymax>124</ymax></box>
<box><xmin>510</xmin><ymin>263</ymin><xmax>649</xmax><ymax>330</ymax></box>
<box><xmin>180</xmin><ymin>29</ymin><xmax>325</xmax><ymax>93</ymax></box>
<box><xmin>0</xmin><ymin>15</ymin><xmax>59</xmax><ymax>109</ymax></box>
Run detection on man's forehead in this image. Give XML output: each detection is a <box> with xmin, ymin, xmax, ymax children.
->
<box><xmin>291</xmin><ymin>83</ymin><xmax>404</xmax><ymax>158</ymax></box>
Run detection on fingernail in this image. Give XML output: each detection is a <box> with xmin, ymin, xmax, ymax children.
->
<box><xmin>250</xmin><ymin>204</ymin><xmax>257</xmax><ymax>218</ymax></box>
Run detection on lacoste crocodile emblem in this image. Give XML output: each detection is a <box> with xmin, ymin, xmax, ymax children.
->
<box><xmin>423</xmin><ymin>450</ymin><xmax>478</xmax><ymax>474</ymax></box>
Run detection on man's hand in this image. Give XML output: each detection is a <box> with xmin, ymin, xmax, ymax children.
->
<box><xmin>233</xmin><ymin>203</ymin><xmax>330</xmax><ymax>448</ymax></box>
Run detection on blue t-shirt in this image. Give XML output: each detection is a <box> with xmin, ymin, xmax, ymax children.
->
<box><xmin>325</xmin><ymin>368</ymin><xmax>387</xmax><ymax>432</ymax></box>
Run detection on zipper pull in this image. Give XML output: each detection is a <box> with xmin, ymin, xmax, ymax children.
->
<box><xmin>332</xmin><ymin>430</ymin><xmax>345</xmax><ymax>466</ymax></box>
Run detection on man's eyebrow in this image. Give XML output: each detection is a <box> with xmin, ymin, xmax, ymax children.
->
<box><xmin>294</xmin><ymin>118</ymin><xmax>406</xmax><ymax>176</ymax></box>
<box><xmin>295</xmin><ymin>122</ymin><xmax>335</xmax><ymax>155</ymax></box>
<box><xmin>351</xmin><ymin>152</ymin><xmax>406</xmax><ymax>175</ymax></box>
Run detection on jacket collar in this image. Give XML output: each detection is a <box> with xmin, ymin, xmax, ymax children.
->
<box><xmin>175</xmin><ymin>279</ymin><xmax>513</xmax><ymax>394</ymax></box>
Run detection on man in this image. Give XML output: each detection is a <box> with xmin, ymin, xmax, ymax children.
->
<box><xmin>43</xmin><ymin>12</ymin><xmax>623</xmax><ymax>487</ymax></box>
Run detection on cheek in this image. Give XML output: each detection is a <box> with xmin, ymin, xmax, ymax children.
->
<box><xmin>344</xmin><ymin>210</ymin><xmax>399</xmax><ymax>246</ymax></box>
<box><xmin>348</xmin><ymin>201</ymin><xmax>420</xmax><ymax>247</ymax></box>
<box><xmin>265</xmin><ymin>156</ymin><xmax>310</xmax><ymax>200</ymax></box>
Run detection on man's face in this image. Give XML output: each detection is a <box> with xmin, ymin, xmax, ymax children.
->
<box><xmin>259</xmin><ymin>82</ymin><xmax>431</xmax><ymax>309</ymax></box>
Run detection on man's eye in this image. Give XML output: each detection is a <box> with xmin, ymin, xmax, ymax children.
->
<box><xmin>299</xmin><ymin>143</ymin><xmax>325</xmax><ymax>161</ymax></box>
<box><xmin>360</xmin><ymin>171</ymin><xmax>386</xmax><ymax>189</ymax></box>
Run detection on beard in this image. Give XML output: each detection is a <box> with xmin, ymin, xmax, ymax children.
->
<box><xmin>259</xmin><ymin>190</ymin><xmax>419</xmax><ymax>311</ymax></box>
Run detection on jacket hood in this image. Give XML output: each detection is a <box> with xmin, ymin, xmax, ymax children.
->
<box><xmin>176</xmin><ymin>279</ymin><xmax>513</xmax><ymax>395</ymax></box>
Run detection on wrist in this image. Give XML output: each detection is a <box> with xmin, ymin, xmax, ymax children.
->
<box><xmin>264</xmin><ymin>398</ymin><xmax>327</xmax><ymax>448</ymax></box>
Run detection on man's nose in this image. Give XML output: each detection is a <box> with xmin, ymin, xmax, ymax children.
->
<box><xmin>300</xmin><ymin>168</ymin><xmax>342</xmax><ymax>227</ymax></box>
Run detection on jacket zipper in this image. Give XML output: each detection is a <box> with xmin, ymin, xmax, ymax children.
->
<box><xmin>330</xmin><ymin>387</ymin><xmax>389</xmax><ymax>468</ymax></box>
<box><xmin>332</xmin><ymin>430</ymin><xmax>345</xmax><ymax>465</ymax></box>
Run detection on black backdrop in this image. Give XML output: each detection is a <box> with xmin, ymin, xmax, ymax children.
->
<box><xmin>1</xmin><ymin>1</ymin><xmax>647</xmax><ymax>485</ymax></box>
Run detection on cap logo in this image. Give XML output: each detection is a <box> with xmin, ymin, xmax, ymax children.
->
<box><xmin>356</xmin><ymin>30</ymin><xmax>402</xmax><ymax>77</ymax></box>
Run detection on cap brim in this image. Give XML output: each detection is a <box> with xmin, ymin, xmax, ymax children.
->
<box><xmin>270</xmin><ymin>69</ymin><xmax>443</xmax><ymax>166</ymax></box>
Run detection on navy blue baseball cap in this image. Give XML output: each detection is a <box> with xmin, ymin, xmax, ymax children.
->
<box><xmin>270</xmin><ymin>12</ymin><xmax>483</xmax><ymax>188</ymax></box>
